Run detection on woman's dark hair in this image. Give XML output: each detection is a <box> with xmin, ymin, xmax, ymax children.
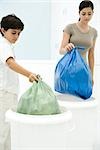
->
<box><xmin>79</xmin><ymin>0</ymin><xmax>94</xmax><ymax>13</ymax></box>
<box><xmin>78</xmin><ymin>1</ymin><xmax>94</xmax><ymax>21</ymax></box>
<box><xmin>0</xmin><ymin>14</ymin><xmax>24</xmax><ymax>36</ymax></box>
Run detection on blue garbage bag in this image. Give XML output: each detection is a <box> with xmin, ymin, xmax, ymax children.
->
<box><xmin>54</xmin><ymin>47</ymin><xmax>92</xmax><ymax>99</ymax></box>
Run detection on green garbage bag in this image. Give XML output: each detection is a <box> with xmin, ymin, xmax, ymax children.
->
<box><xmin>17</xmin><ymin>79</ymin><xmax>61</xmax><ymax>115</ymax></box>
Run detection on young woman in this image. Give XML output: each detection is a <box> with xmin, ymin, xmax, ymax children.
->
<box><xmin>59</xmin><ymin>0</ymin><xmax>97</xmax><ymax>85</ymax></box>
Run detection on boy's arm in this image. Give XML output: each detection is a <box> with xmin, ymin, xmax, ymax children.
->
<box><xmin>6</xmin><ymin>57</ymin><xmax>38</xmax><ymax>82</ymax></box>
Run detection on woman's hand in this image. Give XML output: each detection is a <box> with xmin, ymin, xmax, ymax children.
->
<box><xmin>92</xmin><ymin>79</ymin><xmax>94</xmax><ymax>86</ymax></box>
<box><xmin>65</xmin><ymin>43</ymin><xmax>75</xmax><ymax>52</ymax></box>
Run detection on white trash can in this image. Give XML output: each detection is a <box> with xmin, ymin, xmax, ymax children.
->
<box><xmin>5</xmin><ymin>106</ymin><xmax>73</xmax><ymax>150</ymax></box>
<box><xmin>93</xmin><ymin>109</ymin><xmax>100</xmax><ymax>150</ymax></box>
<box><xmin>56</xmin><ymin>93</ymin><xmax>98</xmax><ymax>150</ymax></box>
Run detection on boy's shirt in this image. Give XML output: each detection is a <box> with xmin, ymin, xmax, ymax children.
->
<box><xmin>0</xmin><ymin>36</ymin><xmax>19</xmax><ymax>95</ymax></box>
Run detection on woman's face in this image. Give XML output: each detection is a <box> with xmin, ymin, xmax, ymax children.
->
<box><xmin>79</xmin><ymin>7</ymin><xmax>93</xmax><ymax>23</ymax></box>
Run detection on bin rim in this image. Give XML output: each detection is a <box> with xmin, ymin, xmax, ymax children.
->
<box><xmin>56</xmin><ymin>93</ymin><xmax>98</xmax><ymax>108</ymax></box>
<box><xmin>5</xmin><ymin>106</ymin><xmax>72</xmax><ymax>125</ymax></box>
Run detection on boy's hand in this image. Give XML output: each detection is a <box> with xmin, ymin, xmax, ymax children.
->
<box><xmin>29</xmin><ymin>73</ymin><xmax>39</xmax><ymax>82</ymax></box>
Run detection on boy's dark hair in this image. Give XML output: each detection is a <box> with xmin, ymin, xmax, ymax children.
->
<box><xmin>0</xmin><ymin>14</ymin><xmax>24</xmax><ymax>36</ymax></box>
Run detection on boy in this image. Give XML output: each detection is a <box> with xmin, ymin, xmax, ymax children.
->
<box><xmin>0</xmin><ymin>14</ymin><xmax>38</xmax><ymax>150</ymax></box>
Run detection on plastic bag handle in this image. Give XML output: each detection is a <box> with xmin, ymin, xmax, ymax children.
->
<box><xmin>75</xmin><ymin>46</ymin><xmax>85</xmax><ymax>51</ymax></box>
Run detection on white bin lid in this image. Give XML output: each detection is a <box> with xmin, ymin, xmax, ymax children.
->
<box><xmin>56</xmin><ymin>93</ymin><xmax>98</xmax><ymax>109</ymax></box>
<box><xmin>5</xmin><ymin>106</ymin><xmax>72</xmax><ymax>125</ymax></box>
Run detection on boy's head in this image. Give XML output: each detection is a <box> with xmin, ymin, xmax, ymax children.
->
<box><xmin>0</xmin><ymin>14</ymin><xmax>24</xmax><ymax>43</ymax></box>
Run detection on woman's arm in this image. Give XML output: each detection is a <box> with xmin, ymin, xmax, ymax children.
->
<box><xmin>6</xmin><ymin>57</ymin><xmax>38</xmax><ymax>82</ymax></box>
<box><xmin>59</xmin><ymin>32</ymin><xmax>74</xmax><ymax>54</ymax></box>
<box><xmin>88</xmin><ymin>40</ymin><xmax>96</xmax><ymax>84</ymax></box>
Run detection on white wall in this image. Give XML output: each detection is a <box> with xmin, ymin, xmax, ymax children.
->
<box><xmin>0</xmin><ymin>0</ymin><xmax>51</xmax><ymax>60</ymax></box>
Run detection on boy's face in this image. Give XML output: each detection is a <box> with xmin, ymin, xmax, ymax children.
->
<box><xmin>1</xmin><ymin>28</ymin><xmax>21</xmax><ymax>43</ymax></box>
